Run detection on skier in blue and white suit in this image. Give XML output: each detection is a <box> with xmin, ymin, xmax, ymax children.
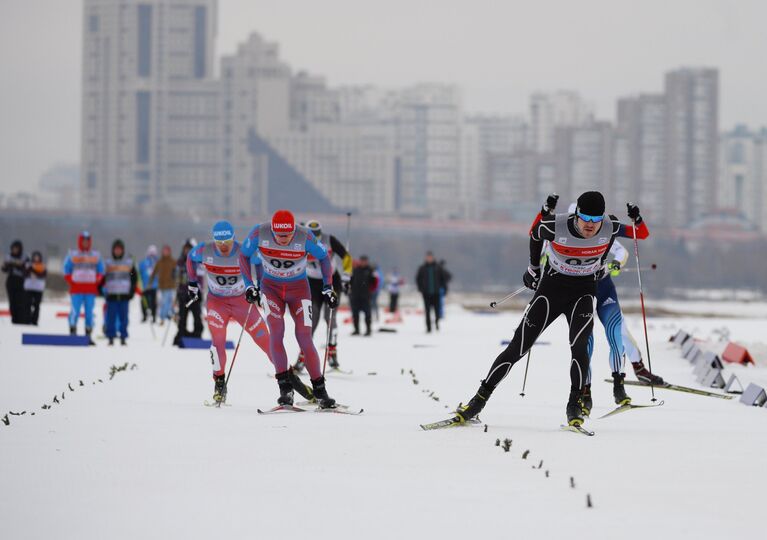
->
<box><xmin>582</xmin><ymin>239</ymin><xmax>666</xmax><ymax>415</ymax></box>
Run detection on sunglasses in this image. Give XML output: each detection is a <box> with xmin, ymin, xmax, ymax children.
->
<box><xmin>577</xmin><ymin>212</ymin><xmax>604</xmax><ymax>223</ymax></box>
<box><xmin>215</xmin><ymin>238</ymin><xmax>234</xmax><ymax>246</ymax></box>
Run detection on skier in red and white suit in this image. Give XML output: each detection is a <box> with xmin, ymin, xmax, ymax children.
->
<box><xmin>187</xmin><ymin>220</ymin><xmax>313</xmax><ymax>405</ymax></box>
<box><xmin>240</xmin><ymin>209</ymin><xmax>339</xmax><ymax>409</ymax></box>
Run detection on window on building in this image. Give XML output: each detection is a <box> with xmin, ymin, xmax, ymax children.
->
<box><xmin>136</xmin><ymin>91</ymin><xmax>151</xmax><ymax>164</ymax></box>
<box><xmin>137</xmin><ymin>4</ymin><xmax>152</xmax><ymax>77</ymax></box>
<box><xmin>194</xmin><ymin>6</ymin><xmax>207</xmax><ymax>78</ymax></box>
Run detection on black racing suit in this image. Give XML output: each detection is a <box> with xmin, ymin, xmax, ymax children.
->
<box><xmin>308</xmin><ymin>235</ymin><xmax>350</xmax><ymax>346</ymax></box>
<box><xmin>482</xmin><ymin>214</ymin><xmax>628</xmax><ymax>393</ymax></box>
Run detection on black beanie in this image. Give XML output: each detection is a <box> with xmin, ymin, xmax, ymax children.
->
<box><xmin>576</xmin><ymin>191</ymin><xmax>605</xmax><ymax>216</ymax></box>
<box><xmin>112</xmin><ymin>239</ymin><xmax>125</xmax><ymax>257</ymax></box>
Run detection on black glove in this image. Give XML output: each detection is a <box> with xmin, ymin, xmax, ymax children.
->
<box><xmin>245</xmin><ymin>285</ymin><xmax>261</xmax><ymax>306</ymax></box>
<box><xmin>627</xmin><ymin>203</ymin><xmax>642</xmax><ymax>223</ymax></box>
<box><xmin>341</xmin><ymin>273</ymin><xmax>351</xmax><ymax>295</ymax></box>
<box><xmin>543</xmin><ymin>193</ymin><xmax>559</xmax><ymax>215</ymax></box>
<box><xmin>322</xmin><ymin>284</ymin><xmax>339</xmax><ymax>309</ymax></box>
<box><xmin>187</xmin><ymin>282</ymin><xmax>200</xmax><ymax>304</ymax></box>
<box><xmin>523</xmin><ymin>266</ymin><xmax>541</xmax><ymax>291</ymax></box>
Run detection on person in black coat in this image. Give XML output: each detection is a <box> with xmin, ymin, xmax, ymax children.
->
<box><xmin>350</xmin><ymin>255</ymin><xmax>374</xmax><ymax>336</ymax></box>
<box><xmin>24</xmin><ymin>251</ymin><xmax>47</xmax><ymax>325</ymax></box>
<box><xmin>415</xmin><ymin>251</ymin><xmax>447</xmax><ymax>332</ymax></box>
<box><xmin>174</xmin><ymin>239</ymin><xmax>203</xmax><ymax>345</ymax></box>
<box><xmin>2</xmin><ymin>240</ymin><xmax>29</xmax><ymax>324</ymax></box>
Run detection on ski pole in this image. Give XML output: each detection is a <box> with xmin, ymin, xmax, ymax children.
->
<box><xmin>219</xmin><ymin>303</ymin><xmax>253</xmax><ymax>407</ymax></box>
<box><xmin>519</xmin><ymin>349</ymin><xmax>532</xmax><ymax>397</ymax></box>
<box><xmin>322</xmin><ymin>306</ymin><xmax>336</xmax><ymax>377</ymax></box>
<box><xmin>345</xmin><ymin>212</ymin><xmax>352</xmax><ymax>252</ymax></box>
<box><xmin>140</xmin><ymin>293</ymin><xmax>157</xmax><ymax>340</ymax></box>
<box><xmin>489</xmin><ymin>286</ymin><xmax>528</xmax><ymax>308</ymax></box>
<box><xmin>621</xmin><ymin>264</ymin><xmax>657</xmax><ymax>273</ymax></box>
<box><xmin>631</xmin><ymin>217</ymin><xmax>657</xmax><ymax>402</ymax></box>
<box><xmin>161</xmin><ymin>310</ymin><xmax>173</xmax><ymax>347</ymax></box>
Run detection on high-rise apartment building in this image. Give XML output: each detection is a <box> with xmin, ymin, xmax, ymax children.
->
<box><xmin>664</xmin><ymin>68</ymin><xmax>719</xmax><ymax>227</ymax></box>
<box><xmin>553</xmin><ymin>122</ymin><xmax>613</xmax><ymax>205</ymax></box>
<box><xmin>530</xmin><ymin>91</ymin><xmax>594</xmax><ymax>154</ymax></box>
<box><xmin>393</xmin><ymin>84</ymin><xmax>462</xmax><ymax>218</ymax></box>
<box><xmin>615</xmin><ymin>94</ymin><xmax>667</xmax><ymax>223</ymax></box>
<box><xmin>718</xmin><ymin>126</ymin><xmax>767</xmax><ymax>230</ymax></box>
<box><xmin>461</xmin><ymin>115</ymin><xmax>529</xmax><ymax>218</ymax></box>
<box><xmin>81</xmin><ymin>0</ymin><xmax>219</xmax><ymax>215</ymax></box>
<box><xmin>220</xmin><ymin>33</ymin><xmax>292</xmax><ymax>217</ymax></box>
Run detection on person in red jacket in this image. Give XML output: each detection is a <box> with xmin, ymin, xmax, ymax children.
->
<box><xmin>63</xmin><ymin>231</ymin><xmax>104</xmax><ymax>344</ymax></box>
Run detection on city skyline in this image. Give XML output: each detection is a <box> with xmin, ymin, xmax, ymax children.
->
<box><xmin>2</xmin><ymin>0</ymin><xmax>767</xmax><ymax>195</ymax></box>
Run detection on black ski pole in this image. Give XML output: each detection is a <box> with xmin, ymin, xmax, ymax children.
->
<box><xmin>345</xmin><ymin>212</ymin><xmax>352</xmax><ymax>252</ymax></box>
<box><xmin>520</xmin><ymin>349</ymin><xmax>532</xmax><ymax>397</ymax></box>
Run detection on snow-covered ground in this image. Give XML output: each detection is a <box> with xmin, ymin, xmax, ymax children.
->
<box><xmin>1</xmin><ymin>299</ymin><xmax>766</xmax><ymax>539</ymax></box>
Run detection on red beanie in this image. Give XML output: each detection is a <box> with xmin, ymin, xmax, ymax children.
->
<box><xmin>271</xmin><ymin>209</ymin><xmax>296</xmax><ymax>234</ymax></box>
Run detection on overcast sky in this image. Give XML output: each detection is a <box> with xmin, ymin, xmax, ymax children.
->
<box><xmin>1</xmin><ymin>0</ymin><xmax>766</xmax><ymax>195</ymax></box>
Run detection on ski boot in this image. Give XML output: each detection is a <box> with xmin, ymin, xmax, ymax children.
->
<box><xmin>69</xmin><ymin>325</ymin><xmax>76</xmax><ymax>336</ymax></box>
<box><xmin>85</xmin><ymin>328</ymin><xmax>96</xmax><ymax>346</ymax></box>
<box><xmin>108</xmin><ymin>337</ymin><xmax>115</xmax><ymax>346</ymax></box>
<box><xmin>327</xmin><ymin>345</ymin><xmax>340</xmax><ymax>369</ymax></box>
<box><xmin>293</xmin><ymin>352</ymin><xmax>306</xmax><ymax>373</ymax></box>
<box><xmin>456</xmin><ymin>382</ymin><xmax>493</xmax><ymax>423</ymax></box>
<box><xmin>580</xmin><ymin>384</ymin><xmax>593</xmax><ymax>417</ymax></box>
<box><xmin>276</xmin><ymin>371</ymin><xmax>294</xmax><ymax>406</ymax></box>
<box><xmin>120</xmin><ymin>337</ymin><xmax>127</xmax><ymax>346</ymax></box>
<box><xmin>212</xmin><ymin>374</ymin><xmax>227</xmax><ymax>404</ymax></box>
<box><xmin>612</xmin><ymin>372</ymin><xmax>631</xmax><ymax>405</ymax></box>
<box><xmin>632</xmin><ymin>361</ymin><xmax>664</xmax><ymax>385</ymax></box>
<box><xmin>310</xmin><ymin>376</ymin><xmax>336</xmax><ymax>409</ymax></box>
<box><xmin>287</xmin><ymin>367</ymin><xmax>314</xmax><ymax>402</ymax></box>
<box><xmin>566</xmin><ymin>389</ymin><xmax>585</xmax><ymax>426</ymax></box>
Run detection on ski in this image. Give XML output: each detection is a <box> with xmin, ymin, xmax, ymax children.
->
<box><xmin>203</xmin><ymin>400</ymin><xmax>231</xmax><ymax>407</ymax></box>
<box><xmin>326</xmin><ymin>368</ymin><xmax>354</xmax><ymax>375</ymax></box>
<box><xmin>560</xmin><ymin>424</ymin><xmax>595</xmax><ymax>436</ymax></box>
<box><xmin>257</xmin><ymin>404</ymin><xmax>363</xmax><ymax>415</ymax></box>
<box><xmin>314</xmin><ymin>407</ymin><xmax>364</xmax><ymax>415</ymax></box>
<box><xmin>420</xmin><ymin>414</ymin><xmax>482</xmax><ymax>430</ymax></box>
<box><xmin>295</xmin><ymin>400</ymin><xmax>354</xmax><ymax>409</ymax></box>
<box><xmin>420</xmin><ymin>417</ymin><xmax>463</xmax><ymax>430</ymax></box>
<box><xmin>257</xmin><ymin>405</ymin><xmax>307</xmax><ymax>414</ymax></box>
<box><xmin>606</xmin><ymin>379</ymin><xmax>734</xmax><ymax>400</ymax></box>
<box><xmin>598</xmin><ymin>400</ymin><xmax>664</xmax><ymax>419</ymax></box>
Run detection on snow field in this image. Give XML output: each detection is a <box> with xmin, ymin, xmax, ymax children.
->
<box><xmin>1</xmin><ymin>299</ymin><xmax>765</xmax><ymax>539</ymax></box>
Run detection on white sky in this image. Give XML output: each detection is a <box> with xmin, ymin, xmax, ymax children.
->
<box><xmin>1</xmin><ymin>0</ymin><xmax>766</xmax><ymax>195</ymax></box>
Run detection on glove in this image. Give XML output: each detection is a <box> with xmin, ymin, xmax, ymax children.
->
<box><xmin>322</xmin><ymin>284</ymin><xmax>339</xmax><ymax>309</ymax></box>
<box><xmin>523</xmin><ymin>266</ymin><xmax>541</xmax><ymax>291</ymax></box>
<box><xmin>245</xmin><ymin>285</ymin><xmax>261</xmax><ymax>306</ymax></box>
<box><xmin>627</xmin><ymin>202</ymin><xmax>642</xmax><ymax>223</ymax></box>
<box><xmin>543</xmin><ymin>193</ymin><xmax>559</xmax><ymax>214</ymax></box>
<box><xmin>341</xmin><ymin>273</ymin><xmax>351</xmax><ymax>295</ymax></box>
<box><xmin>187</xmin><ymin>282</ymin><xmax>200</xmax><ymax>304</ymax></box>
<box><xmin>608</xmin><ymin>261</ymin><xmax>621</xmax><ymax>278</ymax></box>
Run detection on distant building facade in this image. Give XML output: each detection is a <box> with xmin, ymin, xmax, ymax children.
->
<box><xmin>664</xmin><ymin>68</ymin><xmax>719</xmax><ymax>227</ymax></box>
<box><xmin>81</xmin><ymin>0</ymin><xmax>219</xmax><ymax>216</ymax></box>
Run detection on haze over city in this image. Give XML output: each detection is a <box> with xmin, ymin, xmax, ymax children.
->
<box><xmin>2</xmin><ymin>0</ymin><xmax>767</xmax><ymax>195</ymax></box>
